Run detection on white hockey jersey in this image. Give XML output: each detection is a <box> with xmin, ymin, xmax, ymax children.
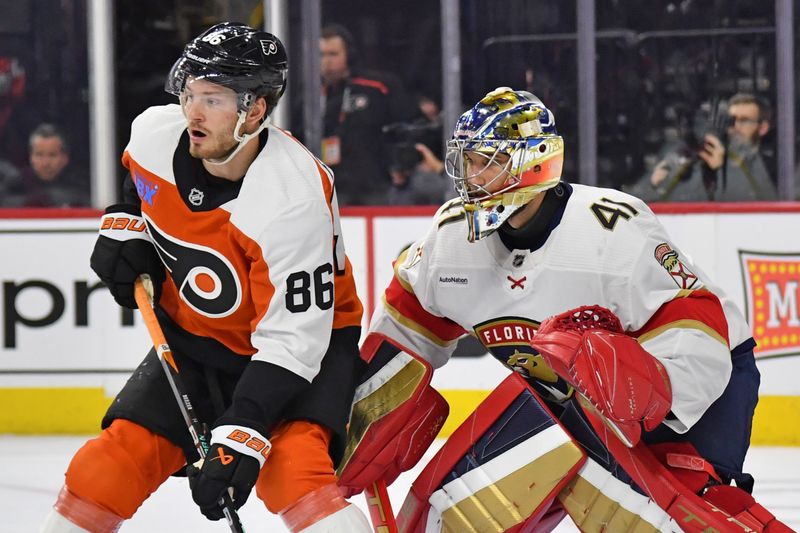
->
<box><xmin>122</xmin><ymin>104</ymin><xmax>362</xmax><ymax>382</ymax></box>
<box><xmin>369</xmin><ymin>183</ymin><xmax>753</xmax><ymax>433</ymax></box>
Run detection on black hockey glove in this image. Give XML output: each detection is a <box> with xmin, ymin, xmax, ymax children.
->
<box><xmin>188</xmin><ymin>424</ymin><xmax>271</xmax><ymax>521</ymax></box>
<box><xmin>89</xmin><ymin>204</ymin><xmax>165</xmax><ymax>309</ymax></box>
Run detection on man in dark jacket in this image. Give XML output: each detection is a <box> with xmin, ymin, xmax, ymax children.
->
<box><xmin>320</xmin><ymin>24</ymin><xmax>418</xmax><ymax>205</ymax></box>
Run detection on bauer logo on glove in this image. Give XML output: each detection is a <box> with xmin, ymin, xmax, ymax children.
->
<box><xmin>188</xmin><ymin>424</ymin><xmax>271</xmax><ymax>521</ymax></box>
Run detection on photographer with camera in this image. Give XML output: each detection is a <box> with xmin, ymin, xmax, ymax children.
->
<box><xmin>384</xmin><ymin>114</ymin><xmax>451</xmax><ymax>205</ymax></box>
<box><xmin>633</xmin><ymin>93</ymin><xmax>777</xmax><ymax>202</ymax></box>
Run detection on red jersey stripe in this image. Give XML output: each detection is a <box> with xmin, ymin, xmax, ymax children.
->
<box><xmin>350</xmin><ymin>77</ymin><xmax>389</xmax><ymax>95</ymax></box>
<box><xmin>383</xmin><ymin>275</ymin><xmax>465</xmax><ymax>346</ymax></box>
<box><xmin>634</xmin><ymin>289</ymin><xmax>730</xmax><ymax>348</ymax></box>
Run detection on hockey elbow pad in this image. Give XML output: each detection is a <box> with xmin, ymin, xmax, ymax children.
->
<box><xmin>90</xmin><ymin>204</ymin><xmax>165</xmax><ymax>309</ymax></box>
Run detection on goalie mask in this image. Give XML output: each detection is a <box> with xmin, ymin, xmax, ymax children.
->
<box><xmin>165</xmin><ymin>22</ymin><xmax>288</xmax><ymax>165</ymax></box>
<box><xmin>445</xmin><ymin>87</ymin><xmax>564</xmax><ymax>242</ymax></box>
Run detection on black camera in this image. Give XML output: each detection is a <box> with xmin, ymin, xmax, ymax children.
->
<box><xmin>690</xmin><ymin>101</ymin><xmax>731</xmax><ymax>152</ymax></box>
<box><xmin>382</xmin><ymin>120</ymin><xmax>440</xmax><ymax>172</ymax></box>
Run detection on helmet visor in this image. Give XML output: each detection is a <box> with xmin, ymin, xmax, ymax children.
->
<box><xmin>178</xmin><ymin>77</ymin><xmax>240</xmax><ymax>116</ymax></box>
<box><xmin>165</xmin><ymin>57</ymin><xmax>255</xmax><ymax>110</ymax></box>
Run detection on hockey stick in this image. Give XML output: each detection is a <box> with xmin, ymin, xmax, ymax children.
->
<box><xmin>134</xmin><ymin>275</ymin><xmax>246</xmax><ymax>533</ymax></box>
<box><xmin>364</xmin><ymin>480</ymin><xmax>398</xmax><ymax>533</ymax></box>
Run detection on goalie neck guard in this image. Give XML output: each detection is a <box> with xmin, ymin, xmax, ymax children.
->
<box><xmin>445</xmin><ymin>87</ymin><xmax>565</xmax><ymax>242</ymax></box>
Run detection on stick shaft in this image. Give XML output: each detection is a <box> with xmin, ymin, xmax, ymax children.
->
<box><xmin>364</xmin><ymin>480</ymin><xmax>398</xmax><ymax>533</ymax></box>
<box><xmin>134</xmin><ymin>277</ymin><xmax>246</xmax><ymax>533</ymax></box>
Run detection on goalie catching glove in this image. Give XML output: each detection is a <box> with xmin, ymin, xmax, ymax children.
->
<box><xmin>90</xmin><ymin>204</ymin><xmax>165</xmax><ymax>308</ymax></box>
<box><xmin>188</xmin><ymin>424</ymin><xmax>272</xmax><ymax>521</ymax></box>
<box><xmin>530</xmin><ymin>305</ymin><xmax>672</xmax><ymax>447</ymax></box>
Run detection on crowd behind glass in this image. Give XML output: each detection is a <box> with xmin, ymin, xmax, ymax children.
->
<box><xmin>0</xmin><ymin>0</ymin><xmax>797</xmax><ymax>208</ymax></box>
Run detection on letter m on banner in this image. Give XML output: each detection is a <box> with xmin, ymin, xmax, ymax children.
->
<box><xmin>739</xmin><ymin>251</ymin><xmax>800</xmax><ymax>358</ymax></box>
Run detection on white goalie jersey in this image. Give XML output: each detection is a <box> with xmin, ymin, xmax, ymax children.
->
<box><xmin>368</xmin><ymin>183</ymin><xmax>754</xmax><ymax>434</ymax></box>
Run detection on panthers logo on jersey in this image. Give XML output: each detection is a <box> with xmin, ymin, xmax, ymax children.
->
<box><xmin>474</xmin><ymin>317</ymin><xmax>573</xmax><ymax>401</ymax></box>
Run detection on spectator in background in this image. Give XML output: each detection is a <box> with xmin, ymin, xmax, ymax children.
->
<box><xmin>388</xmin><ymin>142</ymin><xmax>449</xmax><ymax>205</ymax></box>
<box><xmin>629</xmin><ymin>93</ymin><xmax>776</xmax><ymax>202</ymax></box>
<box><xmin>0</xmin><ymin>56</ymin><xmax>38</xmax><ymax>172</ymax></box>
<box><xmin>386</xmin><ymin>95</ymin><xmax>451</xmax><ymax>205</ymax></box>
<box><xmin>320</xmin><ymin>24</ymin><xmax>419</xmax><ymax>205</ymax></box>
<box><xmin>14</xmin><ymin>124</ymin><xmax>89</xmax><ymax>207</ymax></box>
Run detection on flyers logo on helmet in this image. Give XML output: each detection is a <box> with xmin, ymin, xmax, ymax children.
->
<box><xmin>260</xmin><ymin>39</ymin><xmax>278</xmax><ymax>55</ymax></box>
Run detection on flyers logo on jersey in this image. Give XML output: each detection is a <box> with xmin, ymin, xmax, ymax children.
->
<box><xmin>740</xmin><ymin>251</ymin><xmax>800</xmax><ymax>358</ymax></box>
<box><xmin>654</xmin><ymin>242</ymin><xmax>698</xmax><ymax>290</ymax></box>
<box><xmin>144</xmin><ymin>213</ymin><xmax>243</xmax><ymax>318</ymax></box>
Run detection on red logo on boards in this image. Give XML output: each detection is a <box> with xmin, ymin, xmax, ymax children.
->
<box><xmin>739</xmin><ymin>251</ymin><xmax>800</xmax><ymax>358</ymax></box>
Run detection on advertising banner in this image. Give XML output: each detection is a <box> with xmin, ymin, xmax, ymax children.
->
<box><xmin>1</xmin><ymin>206</ymin><xmax>799</xmax><ymax>442</ymax></box>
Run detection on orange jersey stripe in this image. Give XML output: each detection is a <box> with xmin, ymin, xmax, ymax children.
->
<box><xmin>279</xmin><ymin>130</ymin><xmax>363</xmax><ymax>330</ymax></box>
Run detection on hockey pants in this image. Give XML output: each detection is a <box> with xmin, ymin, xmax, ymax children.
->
<box><xmin>63</xmin><ymin>418</ymin><xmax>338</xmax><ymax>519</ymax></box>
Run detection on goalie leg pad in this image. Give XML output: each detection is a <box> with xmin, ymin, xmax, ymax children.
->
<box><xmin>703</xmin><ymin>485</ymin><xmax>795</xmax><ymax>533</ymax></box>
<box><xmin>574</xmin><ymin>391</ymin><xmax>794</xmax><ymax>532</ymax></box>
<box><xmin>559</xmin><ymin>458</ymin><xmax>680</xmax><ymax>532</ymax></box>
<box><xmin>337</xmin><ymin>336</ymin><xmax>448</xmax><ymax>497</ymax></box>
<box><xmin>398</xmin><ymin>373</ymin><xmax>586</xmax><ymax>533</ymax></box>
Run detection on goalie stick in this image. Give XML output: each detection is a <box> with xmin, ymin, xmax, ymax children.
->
<box><xmin>364</xmin><ymin>480</ymin><xmax>398</xmax><ymax>533</ymax></box>
<box><xmin>134</xmin><ymin>276</ymin><xmax>246</xmax><ymax>533</ymax></box>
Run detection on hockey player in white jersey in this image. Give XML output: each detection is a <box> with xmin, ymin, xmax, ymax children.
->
<box><xmin>337</xmin><ymin>87</ymin><xmax>791</xmax><ymax>531</ymax></box>
<box><xmin>40</xmin><ymin>23</ymin><xmax>371</xmax><ymax>533</ymax></box>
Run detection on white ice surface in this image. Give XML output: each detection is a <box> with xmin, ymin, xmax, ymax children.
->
<box><xmin>2</xmin><ymin>436</ymin><xmax>798</xmax><ymax>532</ymax></box>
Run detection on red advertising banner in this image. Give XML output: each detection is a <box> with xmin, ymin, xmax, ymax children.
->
<box><xmin>740</xmin><ymin>251</ymin><xmax>800</xmax><ymax>358</ymax></box>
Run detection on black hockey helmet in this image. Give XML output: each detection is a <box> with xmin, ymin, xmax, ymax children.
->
<box><xmin>165</xmin><ymin>22</ymin><xmax>288</xmax><ymax>113</ymax></box>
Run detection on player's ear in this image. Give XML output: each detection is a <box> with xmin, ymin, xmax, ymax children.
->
<box><xmin>757</xmin><ymin>119</ymin><xmax>769</xmax><ymax>138</ymax></box>
<box><xmin>247</xmin><ymin>96</ymin><xmax>268</xmax><ymax>123</ymax></box>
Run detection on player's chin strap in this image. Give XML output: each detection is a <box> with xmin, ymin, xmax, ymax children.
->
<box><xmin>205</xmin><ymin>111</ymin><xmax>271</xmax><ymax>166</ymax></box>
